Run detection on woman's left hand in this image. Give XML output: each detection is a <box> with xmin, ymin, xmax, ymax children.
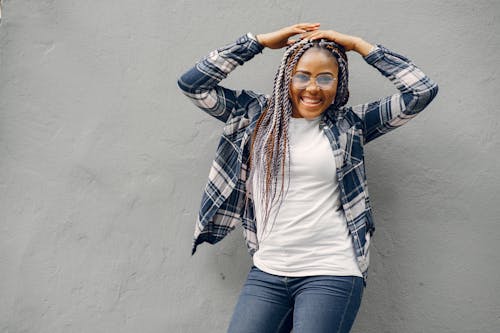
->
<box><xmin>299</xmin><ymin>29</ymin><xmax>374</xmax><ymax>56</ymax></box>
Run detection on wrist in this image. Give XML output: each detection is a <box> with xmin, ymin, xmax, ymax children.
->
<box><xmin>353</xmin><ymin>38</ymin><xmax>374</xmax><ymax>57</ymax></box>
<box><xmin>247</xmin><ymin>32</ymin><xmax>266</xmax><ymax>52</ymax></box>
<box><xmin>253</xmin><ymin>34</ymin><xmax>266</xmax><ymax>48</ymax></box>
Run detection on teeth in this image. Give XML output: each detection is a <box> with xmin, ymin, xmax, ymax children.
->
<box><xmin>301</xmin><ymin>97</ymin><xmax>321</xmax><ymax>104</ymax></box>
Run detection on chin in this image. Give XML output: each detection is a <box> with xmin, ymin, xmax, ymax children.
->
<box><xmin>293</xmin><ymin>107</ymin><xmax>327</xmax><ymax>119</ymax></box>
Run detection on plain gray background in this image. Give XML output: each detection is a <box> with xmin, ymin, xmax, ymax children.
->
<box><xmin>1</xmin><ymin>0</ymin><xmax>499</xmax><ymax>332</ymax></box>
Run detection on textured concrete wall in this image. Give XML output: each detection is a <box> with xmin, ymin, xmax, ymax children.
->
<box><xmin>1</xmin><ymin>1</ymin><xmax>499</xmax><ymax>332</ymax></box>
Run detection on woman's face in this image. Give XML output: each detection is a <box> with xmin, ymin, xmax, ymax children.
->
<box><xmin>289</xmin><ymin>48</ymin><xmax>339</xmax><ymax>119</ymax></box>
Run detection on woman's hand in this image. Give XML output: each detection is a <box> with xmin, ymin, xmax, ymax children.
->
<box><xmin>256</xmin><ymin>23</ymin><xmax>321</xmax><ymax>49</ymax></box>
<box><xmin>300</xmin><ymin>29</ymin><xmax>375</xmax><ymax>57</ymax></box>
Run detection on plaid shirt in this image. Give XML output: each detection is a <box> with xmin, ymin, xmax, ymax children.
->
<box><xmin>177</xmin><ymin>33</ymin><xmax>438</xmax><ymax>284</ymax></box>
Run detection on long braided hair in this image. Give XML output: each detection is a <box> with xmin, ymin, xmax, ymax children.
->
<box><xmin>249</xmin><ymin>38</ymin><xmax>349</xmax><ymax>236</ymax></box>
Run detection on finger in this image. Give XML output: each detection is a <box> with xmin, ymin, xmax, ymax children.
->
<box><xmin>304</xmin><ymin>25</ymin><xmax>320</xmax><ymax>32</ymax></box>
<box><xmin>296</xmin><ymin>22</ymin><xmax>320</xmax><ymax>28</ymax></box>
<box><xmin>300</xmin><ymin>31</ymin><xmax>316</xmax><ymax>37</ymax></box>
<box><xmin>293</xmin><ymin>28</ymin><xmax>307</xmax><ymax>34</ymax></box>
<box><xmin>296</xmin><ymin>22</ymin><xmax>320</xmax><ymax>31</ymax></box>
<box><xmin>308</xmin><ymin>32</ymin><xmax>325</xmax><ymax>41</ymax></box>
<box><xmin>292</xmin><ymin>26</ymin><xmax>319</xmax><ymax>35</ymax></box>
<box><xmin>310</xmin><ymin>31</ymin><xmax>331</xmax><ymax>41</ymax></box>
<box><xmin>300</xmin><ymin>31</ymin><xmax>320</xmax><ymax>40</ymax></box>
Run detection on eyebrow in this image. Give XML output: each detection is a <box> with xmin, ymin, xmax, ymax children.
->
<box><xmin>295</xmin><ymin>70</ymin><xmax>335</xmax><ymax>75</ymax></box>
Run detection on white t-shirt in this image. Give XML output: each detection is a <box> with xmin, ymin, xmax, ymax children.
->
<box><xmin>252</xmin><ymin>115</ymin><xmax>362</xmax><ymax>277</ymax></box>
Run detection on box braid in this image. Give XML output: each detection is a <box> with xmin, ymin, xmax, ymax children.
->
<box><xmin>249</xmin><ymin>38</ymin><xmax>349</xmax><ymax>235</ymax></box>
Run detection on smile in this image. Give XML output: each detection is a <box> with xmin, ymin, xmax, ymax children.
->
<box><xmin>300</xmin><ymin>96</ymin><xmax>322</xmax><ymax>106</ymax></box>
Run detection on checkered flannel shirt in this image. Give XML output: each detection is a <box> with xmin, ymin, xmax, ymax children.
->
<box><xmin>177</xmin><ymin>33</ymin><xmax>438</xmax><ymax>284</ymax></box>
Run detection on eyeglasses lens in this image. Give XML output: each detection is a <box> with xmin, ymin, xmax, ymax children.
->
<box><xmin>292</xmin><ymin>73</ymin><xmax>336</xmax><ymax>89</ymax></box>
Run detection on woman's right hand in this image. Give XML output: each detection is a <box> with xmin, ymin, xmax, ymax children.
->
<box><xmin>255</xmin><ymin>23</ymin><xmax>321</xmax><ymax>49</ymax></box>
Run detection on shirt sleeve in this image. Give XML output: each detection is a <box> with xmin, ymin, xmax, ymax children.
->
<box><xmin>177</xmin><ymin>33</ymin><xmax>265</xmax><ymax>123</ymax></box>
<box><xmin>348</xmin><ymin>45</ymin><xmax>439</xmax><ymax>144</ymax></box>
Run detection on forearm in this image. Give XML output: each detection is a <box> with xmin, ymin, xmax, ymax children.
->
<box><xmin>349</xmin><ymin>44</ymin><xmax>438</xmax><ymax>144</ymax></box>
<box><xmin>353</xmin><ymin>38</ymin><xmax>375</xmax><ymax>57</ymax></box>
<box><xmin>363</xmin><ymin>45</ymin><xmax>439</xmax><ymax>113</ymax></box>
<box><xmin>177</xmin><ymin>33</ymin><xmax>264</xmax><ymax>122</ymax></box>
<box><xmin>177</xmin><ymin>33</ymin><xmax>263</xmax><ymax>94</ymax></box>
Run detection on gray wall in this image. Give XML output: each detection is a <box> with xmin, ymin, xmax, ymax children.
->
<box><xmin>1</xmin><ymin>0</ymin><xmax>499</xmax><ymax>332</ymax></box>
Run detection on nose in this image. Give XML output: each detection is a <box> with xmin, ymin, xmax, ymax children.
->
<box><xmin>305</xmin><ymin>79</ymin><xmax>320</xmax><ymax>93</ymax></box>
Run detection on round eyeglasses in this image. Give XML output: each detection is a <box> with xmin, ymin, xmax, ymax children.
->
<box><xmin>291</xmin><ymin>73</ymin><xmax>337</xmax><ymax>90</ymax></box>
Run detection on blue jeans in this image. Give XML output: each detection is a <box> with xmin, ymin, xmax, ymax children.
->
<box><xmin>227</xmin><ymin>266</ymin><xmax>364</xmax><ymax>333</ymax></box>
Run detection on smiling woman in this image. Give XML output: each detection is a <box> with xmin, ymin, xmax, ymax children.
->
<box><xmin>289</xmin><ymin>48</ymin><xmax>339</xmax><ymax>119</ymax></box>
<box><xmin>177</xmin><ymin>23</ymin><xmax>438</xmax><ymax>333</ymax></box>
<box><xmin>249</xmin><ymin>37</ymin><xmax>351</xmax><ymax>237</ymax></box>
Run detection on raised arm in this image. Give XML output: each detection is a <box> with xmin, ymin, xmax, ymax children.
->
<box><xmin>350</xmin><ymin>45</ymin><xmax>439</xmax><ymax>143</ymax></box>
<box><xmin>301</xmin><ymin>29</ymin><xmax>439</xmax><ymax>144</ymax></box>
<box><xmin>177</xmin><ymin>23</ymin><xmax>322</xmax><ymax>123</ymax></box>
<box><xmin>177</xmin><ymin>33</ymin><xmax>264</xmax><ymax>123</ymax></box>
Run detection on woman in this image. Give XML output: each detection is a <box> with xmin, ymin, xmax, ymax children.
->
<box><xmin>177</xmin><ymin>23</ymin><xmax>438</xmax><ymax>333</ymax></box>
